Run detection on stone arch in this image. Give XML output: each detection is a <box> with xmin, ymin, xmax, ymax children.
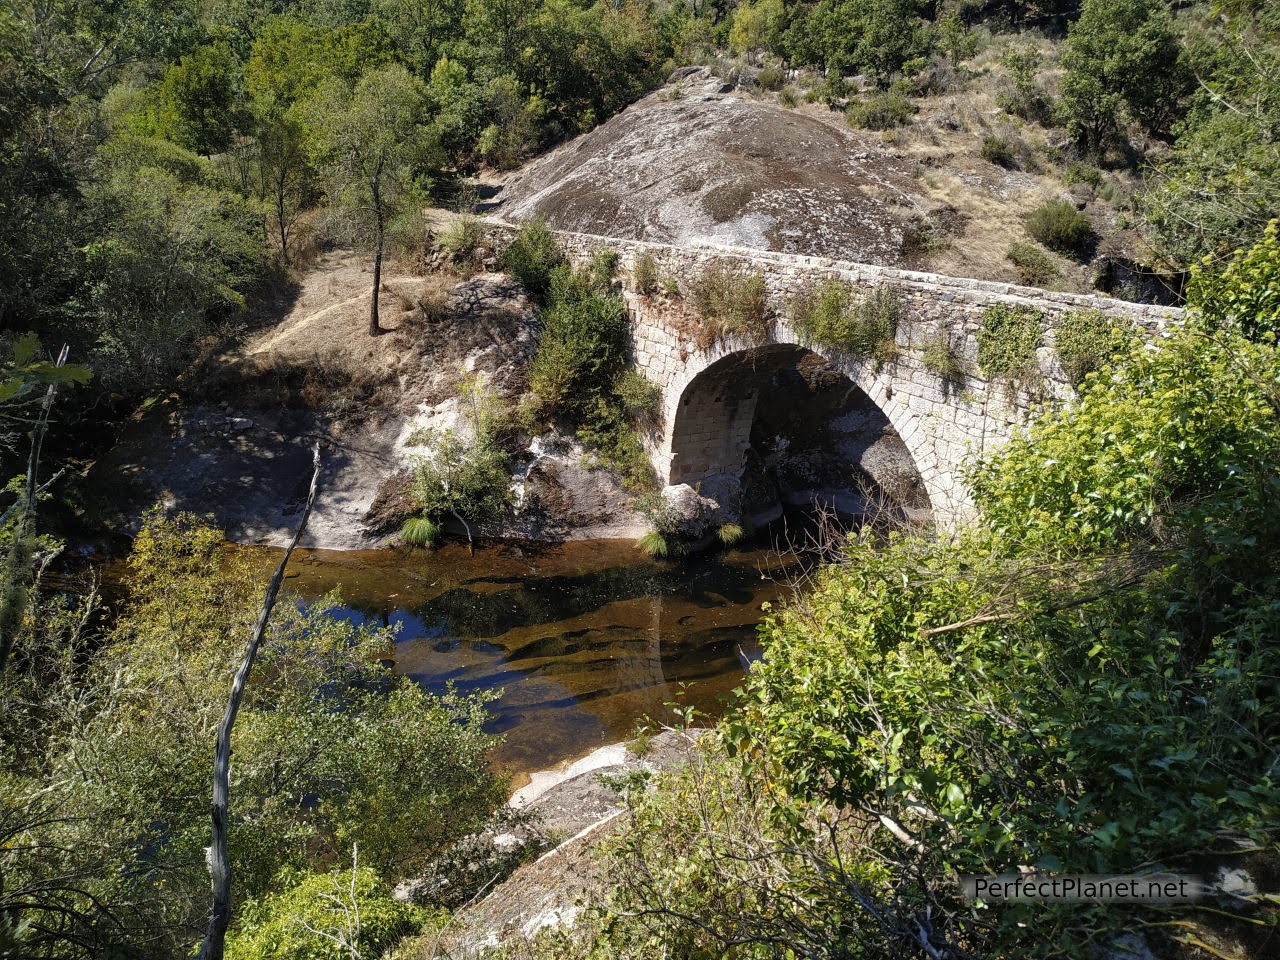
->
<box><xmin>659</xmin><ymin>338</ymin><xmax>945</xmax><ymax>522</ymax></box>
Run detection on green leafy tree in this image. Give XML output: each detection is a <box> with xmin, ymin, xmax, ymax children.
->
<box><xmin>306</xmin><ymin>64</ymin><xmax>436</xmax><ymax>336</ymax></box>
<box><xmin>142</xmin><ymin>43</ymin><xmax>244</xmax><ymax>155</ymax></box>
<box><xmin>1058</xmin><ymin>0</ymin><xmax>1188</xmax><ymax>153</ymax></box>
<box><xmin>1186</xmin><ymin>218</ymin><xmax>1280</xmax><ymax>341</ymax></box>
<box><xmin>82</xmin><ymin>158</ymin><xmax>264</xmax><ymax>391</ymax></box>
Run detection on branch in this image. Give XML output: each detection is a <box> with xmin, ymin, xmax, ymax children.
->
<box><xmin>198</xmin><ymin>443</ymin><xmax>323</xmax><ymax>960</ymax></box>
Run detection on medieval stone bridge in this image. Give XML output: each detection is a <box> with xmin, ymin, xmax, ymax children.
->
<box><xmin>492</xmin><ymin>221</ymin><xmax>1183</xmax><ymax>526</ymax></box>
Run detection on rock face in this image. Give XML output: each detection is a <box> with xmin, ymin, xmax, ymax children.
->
<box><xmin>496</xmin><ymin>71</ymin><xmax>923</xmax><ymax>263</ymax></box>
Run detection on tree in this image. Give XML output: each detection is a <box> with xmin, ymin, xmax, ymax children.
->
<box><xmin>306</xmin><ymin>64</ymin><xmax>435</xmax><ymax>336</ymax></box>
<box><xmin>1058</xmin><ymin>0</ymin><xmax>1188</xmax><ymax>154</ymax></box>
<box><xmin>143</xmin><ymin>43</ymin><xmax>244</xmax><ymax>155</ymax></box>
<box><xmin>250</xmin><ymin>96</ymin><xmax>313</xmax><ymax>264</ymax></box>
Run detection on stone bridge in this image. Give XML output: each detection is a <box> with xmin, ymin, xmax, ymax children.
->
<box><xmin>491</xmin><ymin>222</ymin><xmax>1183</xmax><ymax>526</ymax></box>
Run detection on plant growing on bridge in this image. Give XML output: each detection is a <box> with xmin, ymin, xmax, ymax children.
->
<box><xmin>1053</xmin><ymin>309</ymin><xmax>1135</xmax><ymax>387</ymax></box>
<box><xmin>502</xmin><ymin>218</ymin><xmax>566</xmax><ymax>302</ymax></box>
<box><xmin>632</xmin><ymin>251</ymin><xmax>658</xmax><ymax>296</ymax></box>
<box><xmin>690</xmin><ymin>262</ymin><xmax>770</xmax><ymax>347</ymax></box>
<box><xmin>977</xmin><ymin>303</ymin><xmax>1043</xmax><ymax>393</ymax></box>
<box><xmin>790</xmin><ymin>280</ymin><xmax>901</xmax><ymax>365</ymax></box>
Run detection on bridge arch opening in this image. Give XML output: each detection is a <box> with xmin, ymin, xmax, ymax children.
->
<box><xmin>666</xmin><ymin>345</ymin><xmax>932</xmax><ymax>526</ymax></box>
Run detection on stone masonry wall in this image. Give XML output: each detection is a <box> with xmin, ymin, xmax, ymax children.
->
<box><xmin>485</xmin><ymin>220</ymin><xmax>1184</xmax><ymax>525</ymax></box>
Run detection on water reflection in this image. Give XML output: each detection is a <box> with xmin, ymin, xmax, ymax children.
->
<box><xmin>247</xmin><ymin>539</ymin><xmax>797</xmax><ymax>779</ymax></box>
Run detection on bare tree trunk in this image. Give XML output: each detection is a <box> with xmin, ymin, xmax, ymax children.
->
<box><xmin>0</xmin><ymin>346</ymin><xmax>68</xmax><ymax>676</ymax></box>
<box><xmin>198</xmin><ymin>443</ymin><xmax>322</xmax><ymax>960</ymax></box>
<box><xmin>370</xmin><ymin>183</ymin><xmax>384</xmax><ymax>337</ymax></box>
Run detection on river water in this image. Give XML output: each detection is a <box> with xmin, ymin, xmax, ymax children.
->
<box><xmin>242</xmin><ymin>537</ymin><xmax>800</xmax><ymax>781</ymax></box>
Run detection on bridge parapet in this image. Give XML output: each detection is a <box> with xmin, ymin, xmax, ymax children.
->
<box><xmin>484</xmin><ymin>220</ymin><xmax>1184</xmax><ymax>526</ymax></box>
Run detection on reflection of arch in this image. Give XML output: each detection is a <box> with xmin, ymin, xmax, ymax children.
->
<box><xmin>657</xmin><ymin>331</ymin><xmax>948</xmax><ymax>518</ymax></box>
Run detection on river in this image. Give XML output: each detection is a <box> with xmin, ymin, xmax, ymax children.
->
<box><xmin>240</xmin><ymin>536</ymin><xmax>801</xmax><ymax>781</ymax></box>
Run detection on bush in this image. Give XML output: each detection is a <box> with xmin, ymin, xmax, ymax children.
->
<box><xmin>502</xmin><ymin>218</ymin><xmax>566</xmax><ymax>301</ymax></box>
<box><xmin>977</xmin><ymin>303</ymin><xmax>1043</xmax><ymax>388</ymax></box>
<box><xmin>614</xmin><ymin>369</ymin><xmax>661</xmax><ymax>424</ymax></box>
<box><xmin>997</xmin><ymin>46</ymin><xmax>1053</xmax><ymax>123</ymax></box>
<box><xmin>1006</xmin><ymin>241</ymin><xmax>1060</xmax><ymax>287</ymax></box>
<box><xmin>529</xmin><ymin>267</ymin><xmax>629</xmax><ymax>416</ymax></box>
<box><xmin>579</xmin><ymin>398</ymin><xmax>657</xmax><ymax>492</ymax></box>
<box><xmin>981</xmin><ymin>135</ymin><xmax>1015</xmax><ymax>168</ymax></box>
<box><xmin>790</xmin><ymin>281</ymin><xmax>901</xmax><ymax>363</ymax></box>
<box><xmin>779</xmin><ymin>87</ymin><xmax>798</xmax><ymax>108</ymax></box>
<box><xmin>633</xmin><ymin>251</ymin><xmax>658</xmax><ymax>295</ymax></box>
<box><xmin>690</xmin><ymin>262</ymin><xmax>770</xmax><ymax>345</ymax></box>
<box><xmin>757</xmin><ymin>66</ymin><xmax>785</xmax><ymax>91</ymax></box>
<box><xmin>1054</xmin><ymin>309</ymin><xmax>1135</xmax><ymax>386</ymax></box>
<box><xmin>437</xmin><ymin>215</ymin><xmax>485</xmax><ymax>266</ymax></box>
<box><xmin>920</xmin><ymin>335</ymin><xmax>964</xmax><ymax>380</ymax></box>
<box><xmin>227</xmin><ymin>865</ymin><xmax>432</xmax><ymax>960</ymax></box>
<box><xmin>845</xmin><ymin>86</ymin><xmax>914</xmax><ymax>130</ymax></box>
<box><xmin>1062</xmin><ymin>162</ymin><xmax>1103</xmax><ymax>190</ymax></box>
<box><xmin>588</xmin><ymin>248</ymin><xmax>618</xmax><ymax>289</ymax></box>
<box><xmin>1026</xmin><ymin>200</ymin><xmax>1095</xmax><ymax>259</ymax></box>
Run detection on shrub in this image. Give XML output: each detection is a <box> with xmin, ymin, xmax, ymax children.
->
<box><xmin>981</xmin><ymin>135</ymin><xmax>1015</xmax><ymax>168</ymax></box>
<box><xmin>588</xmin><ymin>248</ymin><xmax>618</xmax><ymax>289</ymax></box>
<box><xmin>845</xmin><ymin>86</ymin><xmax>914</xmax><ymax>130</ymax></box>
<box><xmin>717</xmin><ymin>523</ymin><xmax>744</xmax><ymax>545</ymax></box>
<box><xmin>1062</xmin><ymin>162</ymin><xmax>1103</xmax><ymax>190</ymax></box>
<box><xmin>578</xmin><ymin>397</ymin><xmax>657</xmax><ymax>492</ymax></box>
<box><xmin>757</xmin><ymin>66</ymin><xmax>785</xmax><ymax>91</ymax></box>
<box><xmin>920</xmin><ymin>335</ymin><xmax>964</xmax><ymax>380</ymax></box>
<box><xmin>779</xmin><ymin>87</ymin><xmax>798</xmax><ymax>108</ymax></box>
<box><xmin>227</xmin><ymin>865</ymin><xmax>432</xmax><ymax>960</ymax></box>
<box><xmin>438</xmin><ymin>215</ymin><xmax>485</xmax><ymax>266</ymax></box>
<box><xmin>614</xmin><ymin>369</ymin><xmax>662</xmax><ymax>425</ymax></box>
<box><xmin>529</xmin><ymin>268</ymin><xmax>629</xmax><ymax>416</ymax></box>
<box><xmin>1054</xmin><ymin>309</ymin><xmax>1135</xmax><ymax>386</ymax></box>
<box><xmin>1026</xmin><ymin>200</ymin><xmax>1095</xmax><ymax>258</ymax></box>
<box><xmin>690</xmin><ymin>262</ymin><xmax>770</xmax><ymax>345</ymax></box>
<box><xmin>1006</xmin><ymin>241</ymin><xmax>1060</xmax><ymax>287</ymax></box>
<box><xmin>633</xmin><ymin>251</ymin><xmax>658</xmax><ymax>295</ymax></box>
<box><xmin>502</xmin><ymin>218</ymin><xmax>565</xmax><ymax>301</ymax></box>
<box><xmin>977</xmin><ymin>303</ymin><xmax>1043</xmax><ymax>388</ymax></box>
<box><xmin>998</xmin><ymin>46</ymin><xmax>1053</xmax><ymax>123</ymax></box>
<box><xmin>790</xmin><ymin>281</ymin><xmax>901</xmax><ymax>363</ymax></box>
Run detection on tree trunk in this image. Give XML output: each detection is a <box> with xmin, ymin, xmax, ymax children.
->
<box><xmin>197</xmin><ymin>443</ymin><xmax>322</xmax><ymax>960</ymax></box>
<box><xmin>370</xmin><ymin>185</ymin><xmax>384</xmax><ymax>337</ymax></box>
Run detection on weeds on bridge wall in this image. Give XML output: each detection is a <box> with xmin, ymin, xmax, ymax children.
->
<box><xmin>1054</xmin><ymin>309</ymin><xmax>1137</xmax><ymax>387</ymax></box>
<box><xmin>690</xmin><ymin>261</ymin><xmax>771</xmax><ymax>347</ymax></box>
<box><xmin>789</xmin><ymin>280</ymin><xmax>902</xmax><ymax>366</ymax></box>
<box><xmin>977</xmin><ymin>303</ymin><xmax>1044</xmax><ymax>393</ymax></box>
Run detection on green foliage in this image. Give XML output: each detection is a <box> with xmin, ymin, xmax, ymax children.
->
<box><xmin>1006</xmin><ymin>241</ymin><xmax>1060</xmax><ymax>286</ymax></box>
<box><xmin>139</xmin><ymin>43</ymin><xmax>244</xmax><ymax>155</ymax></box>
<box><xmin>790</xmin><ymin>280</ymin><xmax>901</xmax><ymax>363</ymax></box>
<box><xmin>1187</xmin><ymin>219</ymin><xmax>1280</xmax><ymax>340</ymax></box>
<box><xmin>786</xmin><ymin>0</ymin><xmax>932</xmax><ymax>86</ymax></box>
<box><xmin>82</xmin><ymin>160</ymin><xmax>264</xmax><ymax>392</ymax></box>
<box><xmin>756</xmin><ymin>66</ymin><xmax>786</xmax><ymax>92</ymax></box>
<box><xmin>637</xmin><ymin>529</ymin><xmax>672</xmax><ymax>558</ymax></box>
<box><xmin>613</xmin><ymin>369</ymin><xmax>661</xmax><ymax>424</ymax></box>
<box><xmin>1138</xmin><ymin>5</ymin><xmax>1280</xmax><ymax>269</ymax></box>
<box><xmin>690</xmin><ymin>263</ymin><xmax>771</xmax><ymax>345</ymax></box>
<box><xmin>438</xmin><ymin>215</ymin><xmax>487</xmax><ymax>267</ymax></box>
<box><xmin>529</xmin><ymin>266</ymin><xmax>628</xmax><ymax>416</ymax></box>
<box><xmin>227</xmin><ymin>864</ymin><xmax>433</xmax><ymax>960</ymax></box>
<box><xmin>400</xmin><ymin>515</ymin><xmax>441</xmax><ymax>546</ymax></box>
<box><xmin>1058</xmin><ymin>0</ymin><xmax>1189</xmax><ymax>152</ymax></box>
<box><xmin>1053</xmin><ymin>309</ymin><xmax>1135</xmax><ymax>386</ymax></box>
<box><xmin>716</xmin><ymin>522</ymin><xmax>744</xmax><ymax>545</ymax></box>
<box><xmin>844</xmin><ymin>84</ymin><xmax>914</xmax><ymax>130</ymax></box>
<box><xmin>1</xmin><ymin>513</ymin><xmax>504</xmax><ymax>956</ymax></box>
<box><xmin>997</xmin><ymin>45</ymin><xmax>1052</xmax><ymax>123</ymax></box>
<box><xmin>919</xmin><ymin>334</ymin><xmax>964</xmax><ymax>380</ymax></box>
<box><xmin>502</xmin><ymin>218</ymin><xmax>567</xmax><ymax>302</ymax></box>
<box><xmin>977</xmin><ymin>303</ymin><xmax>1042</xmax><ymax>387</ymax></box>
<box><xmin>934</xmin><ymin>11</ymin><xmax>977</xmax><ymax>68</ymax></box>
<box><xmin>410</xmin><ymin>428</ymin><xmax>514</xmax><ymax>527</ymax></box>
<box><xmin>632</xmin><ymin>250</ymin><xmax>658</xmax><ymax>295</ymax></box>
<box><xmin>1025</xmin><ymin>200</ymin><xmax>1094</xmax><ymax>259</ymax></box>
<box><xmin>0</xmin><ymin>334</ymin><xmax>92</xmax><ymax>408</ymax></box>
<box><xmin>981</xmin><ymin>134</ymin><xmax>1014</xmax><ymax>168</ymax></box>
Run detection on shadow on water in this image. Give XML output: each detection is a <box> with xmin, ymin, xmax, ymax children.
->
<box><xmin>241</xmin><ymin>538</ymin><xmax>802</xmax><ymax>781</ymax></box>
